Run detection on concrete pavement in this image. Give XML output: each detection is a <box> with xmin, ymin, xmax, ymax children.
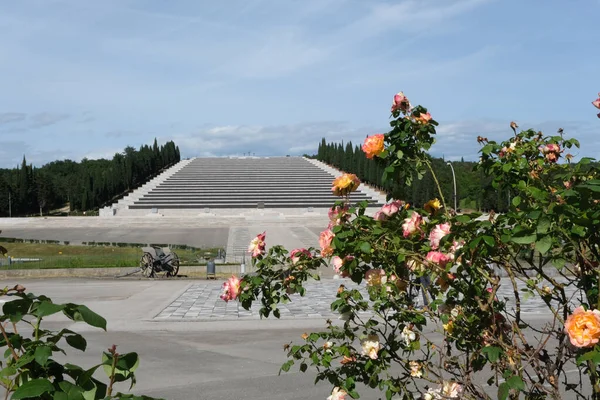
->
<box><xmin>0</xmin><ymin>278</ymin><xmax>588</xmax><ymax>399</ymax></box>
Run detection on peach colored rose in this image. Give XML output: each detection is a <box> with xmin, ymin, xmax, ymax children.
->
<box><xmin>414</xmin><ymin>111</ymin><xmax>432</xmax><ymax>124</ymax></box>
<box><xmin>332</xmin><ymin>255</ymin><xmax>353</xmax><ymax>277</ymax></box>
<box><xmin>442</xmin><ymin>381</ymin><xmax>463</xmax><ymax>398</ymax></box>
<box><xmin>248</xmin><ymin>232</ymin><xmax>266</xmax><ymax>257</ymax></box>
<box><xmin>319</xmin><ymin>229</ymin><xmax>335</xmax><ymax>256</ymax></box>
<box><xmin>290</xmin><ymin>248</ymin><xmax>311</xmax><ymax>264</ymax></box>
<box><xmin>327</xmin><ymin>387</ymin><xmax>347</xmax><ymax>400</ymax></box>
<box><xmin>332</xmin><ymin>173</ymin><xmax>361</xmax><ymax>196</ymax></box>
<box><xmin>409</xmin><ymin>361</ymin><xmax>422</xmax><ymax>378</ymax></box>
<box><xmin>361</xmin><ymin>334</ymin><xmax>381</xmax><ymax>359</ymax></box>
<box><xmin>402</xmin><ymin>211</ymin><xmax>424</xmax><ymax>238</ymax></box>
<box><xmin>220</xmin><ymin>275</ymin><xmax>241</xmax><ymax>302</ymax></box>
<box><xmin>429</xmin><ymin>223</ymin><xmax>451</xmax><ymax>249</ymax></box>
<box><xmin>391</xmin><ymin>92</ymin><xmax>411</xmax><ymax>114</ymax></box>
<box><xmin>331</xmin><ymin>256</ymin><xmax>343</xmax><ymax>274</ymax></box>
<box><xmin>362</xmin><ymin>134</ymin><xmax>385</xmax><ymax>159</ymax></box>
<box><xmin>565</xmin><ymin>306</ymin><xmax>600</xmax><ymax>347</ymax></box>
<box><xmin>365</xmin><ymin>268</ymin><xmax>386</xmax><ymax>287</ymax></box>
<box><xmin>340</xmin><ymin>355</ymin><xmax>356</xmax><ymax>364</ymax></box>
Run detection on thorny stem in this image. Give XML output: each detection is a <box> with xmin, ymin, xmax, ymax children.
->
<box><xmin>0</xmin><ymin>323</ymin><xmax>19</xmax><ymax>361</ymax></box>
<box><xmin>106</xmin><ymin>353</ymin><xmax>119</xmax><ymax>397</ymax></box>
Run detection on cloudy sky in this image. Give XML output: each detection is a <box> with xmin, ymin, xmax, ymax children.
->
<box><xmin>1</xmin><ymin>0</ymin><xmax>598</xmax><ymax>168</ymax></box>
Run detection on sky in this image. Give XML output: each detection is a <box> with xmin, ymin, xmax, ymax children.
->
<box><xmin>0</xmin><ymin>0</ymin><xmax>599</xmax><ymax>168</ymax></box>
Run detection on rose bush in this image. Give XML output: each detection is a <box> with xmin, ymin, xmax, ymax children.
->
<box><xmin>0</xmin><ymin>284</ymin><xmax>162</xmax><ymax>399</ymax></box>
<box><xmin>223</xmin><ymin>92</ymin><xmax>600</xmax><ymax>399</ymax></box>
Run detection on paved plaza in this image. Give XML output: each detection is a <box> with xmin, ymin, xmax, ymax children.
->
<box><xmin>0</xmin><ymin>277</ymin><xmax>586</xmax><ymax>399</ymax></box>
<box><xmin>154</xmin><ymin>278</ymin><xmax>580</xmax><ymax>321</ymax></box>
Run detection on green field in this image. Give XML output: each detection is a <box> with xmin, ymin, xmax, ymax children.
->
<box><xmin>0</xmin><ymin>241</ymin><xmax>222</xmax><ymax>270</ymax></box>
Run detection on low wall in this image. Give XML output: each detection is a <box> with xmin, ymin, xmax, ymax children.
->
<box><xmin>0</xmin><ymin>265</ymin><xmax>246</xmax><ymax>279</ymax></box>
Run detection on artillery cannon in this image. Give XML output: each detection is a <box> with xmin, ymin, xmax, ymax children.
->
<box><xmin>139</xmin><ymin>246</ymin><xmax>180</xmax><ymax>278</ymax></box>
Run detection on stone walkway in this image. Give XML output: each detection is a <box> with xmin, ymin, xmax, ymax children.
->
<box><xmin>153</xmin><ymin>278</ymin><xmax>581</xmax><ymax>321</ymax></box>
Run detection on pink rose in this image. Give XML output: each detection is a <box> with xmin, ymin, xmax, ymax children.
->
<box><xmin>540</xmin><ymin>143</ymin><xmax>561</xmax><ymax>163</ymax></box>
<box><xmin>332</xmin><ymin>256</ymin><xmax>343</xmax><ymax>273</ymax></box>
<box><xmin>381</xmin><ymin>200</ymin><xmax>403</xmax><ymax>217</ymax></box>
<box><xmin>220</xmin><ymin>275</ymin><xmax>241</xmax><ymax>302</ymax></box>
<box><xmin>248</xmin><ymin>232</ymin><xmax>266</xmax><ymax>258</ymax></box>
<box><xmin>429</xmin><ymin>223</ymin><xmax>451</xmax><ymax>249</ymax></box>
<box><xmin>319</xmin><ymin>229</ymin><xmax>335</xmax><ymax>257</ymax></box>
<box><xmin>373</xmin><ymin>211</ymin><xmax>386</xmax><ymax>221</ymax></box>
<box><xmin>391</xmin><ymin>92</ymin><xmax>411</xmax><ymax>114</ymax></box>
<box><xmin>592</xmin><ymin>93</ymin><xmax>600</xmax><ymax>109</ymax></box>
<box><xmin>331</xmin><ymin>255</ymin><xmax>353</xmax><ymax>277</ymax></box>
<box><xmin>448</xmin><ymin>240</ymin><xmax>465</xmax><ymax>259</ymax></box>
<box><xmin>426</xmin><ymin>251</ymin><xmax>452</xmax><ymax>267</ymax></box>
<box><xmin>290</xmin><ymin>248</ymin><xmax>311</xmax><ymax>264</ymax></box>
<box><xmin>402</xmin><ymin>212</ymin><xmax>423</xmax><ymax>238</ymax></box>
<box><xmin>374</xmin><ymin>200</ymin><xmax>404</xmax><ymax>221</ymax></box>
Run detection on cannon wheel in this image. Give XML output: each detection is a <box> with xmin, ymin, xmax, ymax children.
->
<box><xmin>167</xmin><ymin>252</ymin><xmax>180</xmax><ymax>277</ymax></box>
<box><xmin>140</xmin><ymin>253</ymin><xmax>155</xmax><ymax>278</ymax></box>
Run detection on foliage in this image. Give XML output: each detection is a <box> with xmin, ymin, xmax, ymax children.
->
<box><xmin>314</xmin><ymin>137</ymin><xmax>597</xmax><ymax>214</ymax></box>
<box><xmin>0</xmin><ymin>139</ymin><xmax>180</xmax><ymax>216</ymax></box>
<box><xmin>233</xmin><ymin>93</ymin><xmax>600</xmax><ymax>399</ymax></box>
<box><xmin>0</xmin><ymin>284</ymin><xmax>162</xmax><ymax>399</ymax></box>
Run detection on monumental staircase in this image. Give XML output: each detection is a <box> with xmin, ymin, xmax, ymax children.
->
<box><xmin>101</xmin><ymin>156</ymin><xmax>386</xmax><ymax>216</ymax></box>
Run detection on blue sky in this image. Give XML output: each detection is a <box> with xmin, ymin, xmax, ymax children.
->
<box><xmin>1</xmin><ymin>0</ymin><xmax>598</xmax><ymax>168</ymax></box>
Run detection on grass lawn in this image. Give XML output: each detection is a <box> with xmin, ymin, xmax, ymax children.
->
<box><xmin>0</xmin><ymin>241</ymin><xmax>222</xmax><ymax>270</ymax></box>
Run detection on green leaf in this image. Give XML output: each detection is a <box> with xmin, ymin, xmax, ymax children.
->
<box><xmin>77</xmin><ymin>305</ymin><xmax>107</xmax><ymax>331</ymax></box>
<box><xmin>536</xmin><ymin>216</ymin><xmax>551</xmax><ymax>234</ymax></box>
<box><xmin>535</xmin><ymin>236</ymin><xmax>552</xmax><ymax>255</ymax></box>
<box><xmin>498</xmin><ymin>382</ymin><xmax>509</xmax><ymax>400</ymax></box>
<box><xmin>12</xmin><ymin>378</ymin><xmax>55</xmax><ymax>399</ymax></box>
<box><xmin>510</xmin><ymin>234</ymin><xmax>537</xmax><ymax>245</ymax></box>
<box><xmin>280</xmin><ymin>360</ymin><xmax>294</xmax><ymax>373</ymax></box>
<box><xmin>359</xmin><ymin>242</ymin><xmax>372</xmax><ymax>253</ymax></box>
<box><xmin>66</xmin><ymin>334</ymin><xmax>87</xmax><ymax>351</ymax></box>
<box><xmin>482</xmin><ymin>346</ymin><xmax>502</xmax><ymax>362</ymax></box>
<box><xmin>2</xmin><ymin>299</ymin><xmax>30</xmax><ymax>322</ymax></box>
<box><xmin>511</xmin><ymin>196</ymin><xmax>521</xmax><ymax>207</ymax></box>
<box><xmin>0</xmin><ymin>366</ymin><xmax>16</xmax><ymax>378</ymax></box>
<box><xmin>35</xmin><ymin>301</ymin><xmax>65</xmax><ymax>317</ymax></box>
<box><xmin>53</xmin><ymin>392</ymin><xmax>68</xmax><ymax>400</ymax></box>
<box><xmin>455</xmin><ymin>215</ymin><xmax>471</xmax><ymax>223</ymax></box>
<box><xmin>576</xmin><ymin>349</ymin><xmax>600</xmax><ymax>365</ymax></box>
<box><xmin>507</xmin><ymin>375</ymin><xmax>525</xmax><ymax>391</ymax></box>
<box><xmin>482</xmin><ymin>236</ymin><xmax>495</xmax><ymax>247</ymax></box>
<box><xmin>34</xmin><ymin>345</ymin><xmax>52</xmax><ymax>367</ymax></box>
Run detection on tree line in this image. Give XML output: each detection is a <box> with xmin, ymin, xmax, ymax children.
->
<box><xmin>0</xmin><ymin>139</ymin><xmax>180</xmax><ymax>217</ymax></box>
<box><xmin>314</xmin><ymin>138</ymin><xmax>508</xmax><ymax>212</ymax></box>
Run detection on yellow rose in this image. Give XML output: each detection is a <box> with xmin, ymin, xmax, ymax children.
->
<box><xmin>424</xmin><ymin>198</ymin><xmax>442</xmax><ymax>214</ymax></box>
<box><xmin>331</xmin><ymin>173</ymin><xmax>360</xmax><ymax>197</ymax></box>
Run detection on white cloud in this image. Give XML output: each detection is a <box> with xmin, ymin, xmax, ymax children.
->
<box><xmin>165</xmin><ymin>121</ymin><xmax>379</xmax><ymax>158</ymax></box>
